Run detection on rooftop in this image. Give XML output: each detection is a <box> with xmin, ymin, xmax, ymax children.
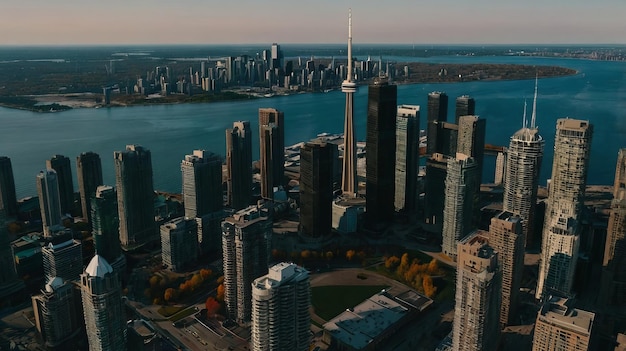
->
<box><xmin>84</xmin><ymin>254</ymin><xmax>113</xmax><ymax>278</ymax></box>
<box><xmin>539</xmin><ymin>296</ymin><xmax>594</xmax><ymax>335</ymax></box>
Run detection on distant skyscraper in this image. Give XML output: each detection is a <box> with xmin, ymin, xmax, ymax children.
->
<box><xmin>537</xmin><ymin>119</ymin><xmax>593</xmax><ymax>299</ymax></box>
<box><xmin>91</xmin><ymin>185</ymin><xmax>125</xmax><ymax>273</ymax></box>
<box><xmin>0</xmin><ymin>156</ymin><xmax>18</xmax><ymax>216</ymax></box>
<box><xmin>341</xmin><ymin>10</ymin><xmax>358</xmax><ymax>197</ymax></box>
<box><xmin>222</xmin><ymin>204</ymin><xmax>272</xmax><ymax>323</ymax></box>
<box><xmin>181</xmin><ymin>150</ymin><xmax>223</xmax><ymax>253</ymax></box>
<box><xmin>426</xmin><ymin>92</ymin><xmax>448</xmax><ymax>155</ymax></box>
<box><xmin>532</xmin><ymin>296</ymin><xmax>594</xmax><ymax>351</ymax></box>
<box><xmin>114</xmin><ymin>145</ymin><xmax>155</xmax><ymax>250</ymax></box>
<box><xmin>365</xmin><ymin>80</ymin><xmax>397</xmax><ymax>232</ymax></box>
<box><xmin>226</xmin><ymin>121</ymin><xmax>252</xmax><ymax>211</ymax></box>
<box><xmin>424</xmin><ymin>153</ymin><xmax>449</xmax><ymax>234</ymax></box>
<box><xmin>503</xmin><ymin>125</ymin><xmax>544</xmax><ymax>248</ymax></box>
<box><xmin>455</xmin><ymin>95</ymin><xmax>476</xmax><ymax>123</ymax></box>
<box><xmin>160</xmin><ymin>217</ymin><xmax>198</xmax><ymax>272</ymax></box>
<box><xmin>76</xmin><ymin>152</ymin><xmax>103</xmax><ymax>223</ymax></box>
<box><xmin>603</xmin><ymin>148</ymin><xmax>626</xmax><ymax>306</ymax></box>
<box><xmin>37</xmin><ymin>169</ymin><xmax>63</xmax><ymax>237</ymax></box>
<box><xmin>42</xmin><ymin>234</ymin><xmax>83</xmax><ymax>282</ymax></box>
<box><xmin>0</xmin><ymin>209</ymin><xmax>24</xmax><ymax>299</ymax></box>
<box><xmin>488</xmin><ymin>211</ymin><xmax>524</xmax><ymax>327</ymax></box>
<box><xmin>270</xmin><ymin>43</ymin><xmax>283</xmax><ymax>70</ymax></box>
<box><xmin>32</xmin><ymin>277</ymin><xmax>83</xmax><ymax>349</ymax></box>
<box><xmin>442</xmin><ymin>154</ymin><xmax>479</xmax><ymax>260</ymax></box>
<box><xmin>46</xmin><ymin>155</ymin><xmax>74</xmax><ymax>215</ymax></box>
<box><xmin>394</xmin><ymin>105</ymin><xmax>420</xmax><ymax>213</ymax></box>
<box><xmin>259</xmin><ymin>108</ymin><xmax>285</xmax><ymax>199</ymax></box>
<box><xmin>251</xmin><ymin>263</ymin><xmax>310</xmax><ymax>351</ymax></box>
<box><xmin>457</xmin><ymin>115</ymin><xmax>486</xmax><ymax>183</ymax></box>
<box><xmin>453</xmin><ymin>232</ymin><xmax>501</xmax><ymax>351</ymax></box>
<box><xmin>80</xmin><ymin>255</ymin><xmax>127</xmax><ymax>351</ymax></box>
<box><xmin>300</xmin><ymin>141</ymin><xmax>336</xmax><ymax>240</ymax></box>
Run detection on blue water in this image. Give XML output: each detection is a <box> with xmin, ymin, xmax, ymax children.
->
<box><xmin>1</xmin><ymin>56</ymin><xmax>625</xmax><ymax>199</ymax></box>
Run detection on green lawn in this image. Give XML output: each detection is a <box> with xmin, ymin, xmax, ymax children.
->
<box><xmin>311</xmin><ymin>285</ymin><xmax>388</xmax><ymax>321</ymax></box>
<box><xmin>158</xmin><ymin>305</ymin><xmax>184</xmax><ymax>317</ymax></box>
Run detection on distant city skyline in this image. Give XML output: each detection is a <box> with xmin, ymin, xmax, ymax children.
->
<box><xmin>1</xmin><ymin>0</ymin><xmax>625</xmax><ymax>45</ymax></box>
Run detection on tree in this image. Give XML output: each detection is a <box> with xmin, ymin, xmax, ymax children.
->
<box><xmin>397</xmin><ymin>253</ymin><xmax>410</xmax><ymax>276</ymax></box>
<box><xmin>200</xmin><ymin>268</ymin><xmax>212</xmax><ymax>280</ymax></box>
<box><xmin>216</xmin><ymin>284</ymin><xmax>225</xmax><ymax>302</ymax></box>
<box><xmin>301</xmin><ymin>250</ymin><xmax>312</xmax><ymax>260</ymax></box>
<box><xmin>385</xmin><ymin>256</ymin><xmax>400</xmax><ymax>270</ymax></box>
<box><xmin>427</xmin><ymin>259</ymin><xmax>439</xmax><ymax>275</ymax></box>
<box><xmin>191</xmin><ymin>273</ymin><xmax>203</xmax><ymax>288</ymax></box>
<box><xmin>149</xmin><ymin>275</ymin><xmax>160</xmax><ymax>288</ymax></box>
<box><xmin>325</xmin><ymin>251</ymin><xmax>334</xmax><ymax>261</ymax></box>
<box><xmin>346</xmin><ymin>250</ymin><xmax>356</xmax><ymax>261</ymax></box>
<box><xmin>423</xmin><ymin>274</ymin><xmax>437</xmax><ymax>297</ymax></box>
<box><xmin>164</xmin><ymin>288</ymin><xmax>176</xmax><ymax>302</ymax></box>
<box><xmin>217</xmin><ymin>276</ymin><xmax>224</xmax><ymax>285</ymax></box>
<box><xmin>205</xmin><ymin>297</ymin><xmax>220</xmax><ymax>317</ymax></box>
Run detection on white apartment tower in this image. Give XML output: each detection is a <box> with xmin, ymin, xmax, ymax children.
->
<box><xmin>537</xmin><ymin>119</ymin><xmax>593</xmax><ymax>299</ymax></box>
<box><xmin>251</xmin><ymin>263</ymin><xmax>310</xmax><ymax>351</ymax></box>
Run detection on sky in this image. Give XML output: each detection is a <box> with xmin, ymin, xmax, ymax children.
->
<box><xmin>2</xmin><ymin>0</ymin><xmax>625</xmax><ymax>45</ymax></box>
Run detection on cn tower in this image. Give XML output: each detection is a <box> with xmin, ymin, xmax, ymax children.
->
<box><xmin>341</xmin><ymin>9</ymin><xmax>357</xmax><ymax>197</ymax></box>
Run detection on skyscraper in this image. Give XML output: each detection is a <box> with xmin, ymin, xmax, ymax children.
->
<box><xmin>42</xmin><ymin>234</ymin><xmax>83</xmax><ymax>282</ymax></box>
<box><xmin>424</xmin><ymin>153</ymin><xmax>449</xmax><ymax>234</ymax></box>
<box><xmin>488</xmin><ymin>211</ymin><xmax>524</xmax><ymax>327</ymax></box>
<box><xmin>537</xmin><ymin>119</ymin><xmax>593</xmax><ymax>299</ymax></box>
<box><xmin>603</xmin><ymin>148</ymin><xmax>626</xmax><ymax>306</ymax></box>
<box><xmin>259</xmin><ymin>108</ymin><xmax>285</xmax><ymax>199</ymax></box>
<box><xmin>442</xmin><ymin>154</ymin><xmax>479</xmax><ymax>260</ymax></box>
<box><xmin>32</xmin><ymin>277</ymin><xmax>83</xmax><ymax>349</ymax></box>
<box><xmin>251</xmin><ymin>263</ymin><xmax>310</xmax><ymax>351</ymax></box>
<box><xmin>503</xmin><ymin>125</ymin><xmax>544</xmax><ymax>248</ymax></box>
<box><xmin>0</xmin><ymin>156</ymin><xmax>18</xmax><ymax>216</ymax></box>
<box><xmin>226</xmin><ymin>121</ymin><xmax>252</xmax><ymax>211</ymax></box>
<box><xmin>457</xmin><ymin>115</ymin><xmax>486</xmax><ymax>184</ymax></box>
<box><xmin>114</xmin><ymin>145</ymin><xmax>155</xmax><ymax>250</ymax></box>
<box><xmin>395</xmin><ymin>105</ymin><xmax>420</xmax><ymax>214</ymax></box>
<box><xmin>37</xmin><ymin>169</ymin><xmax>63</xmax><ymax>237</ymax></box>
<box><xmin>160</xmin><ymin>217</ymin><xmax>198</xmax><ymax>272</ymax></box>
<box><xmin>365</xmin><ymin>79</ymin><xmax>397</xmax><ymax>232</ymax></box>
<box><xmin>0</xmin><ymin>209</ymin><xmax>24</xmax><ymax>299</ymax></box>
<box><xmin>80</xmin><ymin>255</ymin><xmax>127</xmax><ymax>351</ymax></box>
<box><xmin>91</xmin><ymin>185</ymin><xmax>125</xmax><ymax>273</ymax></box>
<box><xmin>46</xmin><ymin>155</ymin><xmax>74</xmax><ymax>215</ymax></box>
<box><xmin>222</xmin><ymin>204</ymin><xmax>272</xmax><ymax>323</ymax></box>
<box><xmin>532</xmin><ymin>296</ymin><xmax>594</xmax><ymax>351</ymax></box>
<box><xmin>453</xmin><ymin>232</ymin><xmax>501</xmax><ymax>351</ymax></box>
<box><xmin>76</xmin><ymin>152</ymin><xmax>103</xmax><ymax>223</ymax></box>
<box><xmin>300</xmin><ymin>141</ymin><xmax>336</xmax><ymax>240</ymax></box>
<box><xmin>340</xmin><ymin>10</ymin><xmax>358</xmax><ymax>197</ymax></box>
<box><xmin>181</xmin><ymin>150</ymin><xmax>223</xmax><ymax>253</ymax></box>
<box><xmin>455</xmin><ymin>95</ymin><xmax>476</xmax><ymax>123</ymax></box>
<box><xmin>426</xmin><ymin>91</ymin><xmax>448</xmax><ymax>155</ymax></box>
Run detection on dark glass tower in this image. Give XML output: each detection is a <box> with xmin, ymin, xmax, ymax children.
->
<box><xmin>455</xmin><ymin>95</ymin><xmax>476</xmax><ymax>123</ymax></box>
<box><xmin>259</xmin><ymin>108</ymin><xmax>285</xmax><ymax>199</ymax></box>
<box><xmin>300</xmin><ymin>141</ymin><xmax>336</xmax><ymax>240</ymax></box>
<box><xmin>226</xmin><ymin>121</ymin><xmax>252</xmax><ymax>211</ymax></box>
<box><xmin>0</xmin><ymin>157</ymin><xmax>18</xmax><ymax>216</ymax></box>
<box><xmin>46</xmin><ymin>155</ymin><xmax>74</xmax><ymax>216</ymax></box>
<box><xmin>91</xmin><ymin>186</ymin><xmax>121</xmax><ymax>266</ymax></box>
<box><xmin>426</xmin><ymin>92</ymin><xmax>448</xmax><ymax>155</ymax></box>
<box><xmin>365</xmin><ymin>80</ymin><xmax>397</xmax><ymax>232</ymax></box>
<box><xmin>76</xmin><ymin>152</ymin><xmax>103</xmax><ymax>223</ymax></box>
<box><xmin>114</xmin><ymin>145</ymin><xmax>155</xmax><ymax>250</ymax></box>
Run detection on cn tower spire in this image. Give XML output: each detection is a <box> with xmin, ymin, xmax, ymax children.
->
<box><xmin>531</xmin><ymin>73</ymin><xmax>538</xmax><ymax>128</ymax></box>
<box><xmin>341</xmin><ymin>9</ymin><xmax>358</xmax><ymax>197</ymax></box>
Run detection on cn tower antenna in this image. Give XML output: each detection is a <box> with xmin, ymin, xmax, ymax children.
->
<box><xmin>531</xmin><ymin>73</ymin><xmax>538</xmax><ymax>128</ymax></box>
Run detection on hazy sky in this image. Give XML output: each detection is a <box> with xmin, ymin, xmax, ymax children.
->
<box><xmin>2</xmin><ymin>0</ymin><xmax>624</xmax><ymax>45</ymax></box>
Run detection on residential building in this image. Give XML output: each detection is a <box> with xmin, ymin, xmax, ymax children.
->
<box><xmin>76</xmin><ymin>152</ymin><xmax>103</xmax><ymax>222</ymax></box>
<box><xmin>395</xmin><ymin>105</ymin><xmax>420</xmax><ymax>213</ymax></box>
<box><xmin>91</xmin><ymin>185</ymin><xmax>125</xmax><ymax>273</ymax></box>
<box><xmin>457</xmin><ymin>115</ymin><xmax>486</xmax><ymax>185</ymax></box>
<box><xmin>226</xmin><ymin>121</ymin><xmax>252</xmax><ymax>211</ymax></box>
<box><xmin>46</xmin><ymin>155</ymin><xmax>74</xmax><ymax>215</ymax></box>
<box><xmin>36</xmin><ymin>169</ymin><xmax>63</xmax><ymax>237</ymax></box>
<box><xmin>42</xmin><ymin>234</ymin><xmax>83</xmax><ymax>282</ymax></box>
<box><xmin>426</xmin><ymin>92</ymin><xmax>448</xmax><ymax>155</ymax></box>
<box><xmin>300</xmin><ymin>141</ymin><xmax>336</xmax><ymax>241</ymax></box>
<box><xmin>453</xmin><ymin>232</ymin><xmax>501</xmax><ymax>351</ymax></box>
<box><xmin>114</xmin><ymin>145</ymin><xmax>155</xmax><ymax>250</ymax></box>
<box><xmin>442</xmin><ymin>154</ymin><xmax>479</xmax><ymax>260</ymax></box>
<box><xmin>532</xmin><ymin>296</ymin><xmax>594</xmax><ymax>351</ymax></box>
<box><xmin>80</xmin><ymin>255</ymin><xmax>127</xmax><ymax>351</ymax></box>
<box><xmin>365</xmin><ymin>79</ymin><xmax>397</xmax><ymax>232</ymax></box>
<box><xmin>0</xmin><ymin>156</ymin><xmax>18</xmax><ymax>216</ymax></box>
<box><xmin>424</xmin><ymin>153</ymin><xmax>449</xmax><ymax>236</ymax></box>
<box><xmin>160</xmin><ymin>217</ymin><xmax>198</xmax><ymax>272</ymax></box>
<box><xmin>222</xmin><ymin>204</ymin><xmax>272</xmax><ymax>323</ymax></box>
<box><xmin>251</xmin><ymin>263</ymin><xmax>310</xmax><ymax>351</ymax></box>
<box><xmin>259</xmin><ymin>108</ymin><xmax>285</xmax><ymax>199</ymax></box>
<box><xmin>455</xmin><ymin>95</ymin><xmax>475</xmax><ymax>123</ymax></box>
<box><xmin>488</xmin><ymin>211</ymin><xmax>524</xmax><ymax>326</ymax></box>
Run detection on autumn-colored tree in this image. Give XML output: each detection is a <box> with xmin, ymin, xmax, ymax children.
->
<box><xmin>217</xmin><ymin>276</ymin><xmax>224</xmax><ymax>285</ymax></box>
<box><xmin>346</xmin><ymin>250</ymin><xmax>356</xmax><ymax>261</ymax></box>
<box><xmin>164</xmin><ymin>288</ymin><xmax>176</xmax><ymax>302</ymax></box>
<box><xmin>205</xmin><ymin>297</ymin><xmax>220</xmax><ymax>317</ymax></box>
<box><xmin>149</xmin><ymin>275</ymin><xmax>160</xmax><ymax>288</ymax></box>
<box><xmin>404</xmin><ymin>262</ymin><xmax>420</xmax><ymax>283</ymax></box>
<box><xmin>325</xmin><ymin>251</ymin><xmax>334</xmax><ymax>261</ymax></box>
<box><xmin>301</xmin><ymin>250</ymin><xmax>312</xmax><ymax>260</ymax></box>
<box><xmin>191</xmin><ymin>273</ymin><xmax>203</xmax><ymax>288</ymax></box>
<box><xmin>397</xmin><ymin>253</ymin><xmax>410</xmax><ymax>276</ymax></box>
<box><xmin>153</xmin><ymin>297</ymin><xmax>163</xmax><ymax>305</ymax></box>
<box><xmin>423</xmin><ymin>274</ymin><xmax>437</xmax><ymax>297</ymax></box>
<box><xmin>216</xmin><ymin>283</ymin><xmax>225</xmax><ymax>302</ymax></box>
<box><xmin>427</xmin><ymin>259</ymin><xmax>439</xmax><ymax>275</ymax></box>
<box><xmin>385</xmin><ymin>256</ymin><xmax>400</xmax><ymax>270</ymax></box>
<box><xmin>200</xmin><ymin>268</ymin><xmax>212</xmax><ymax>280</ymax></box>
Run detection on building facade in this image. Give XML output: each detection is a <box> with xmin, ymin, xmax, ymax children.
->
<box><xmin>222</xmin><ymin>204</ymin><xmax>272</xmax><ymax>323</ymax></box>
<box><xmin>91</xmin><ymin>185</ymin><xmax>125</xmax><ymax>273</ymax></box>
<box><xmin>300</xmin><ymin>141</ymin><xmax>336</xmax><ymax>240</ymax></box>
<box><xmin>36</xmin><ymin>169</ymin><xmax>63</xmax><ymax>237</ymax></box>
<box><xmin>114</xmin><ymin>145</ymin><xmax>155</xmax><ymax>250</ymax></box>
<box><xmin>251</xmin><ymin>263</ymin><xmax>310</xmax><ymax>351</ymax></box>
<box><xmin>80</xmin><ymin>255</ymin><xmax>127</xmax><ymax>351</ymax></box>
<box><xmin>456</xmin><ymin>115</ymin><xmax>486</xmax><ymax>186</ymax></box>
<box><xmin>160</xmin><ymin>217</ymin><xmax>198</xmax><ymax>272</ymax></box>
<box><xmin>394</xmin><ymin>105</ymin><xmax>420</xmax><ymax>213</ymax></box>
<box><xmin>424</xmin><ymin>153</ymin><xmax>449</xmax><ymax>235</ymax></box>
<box><xmin>42</xmin><ymin>235</ymin><xmax>83</xmax><ymax>282</ymax></box>
<box><xmin>426</xmin><ymin>92</ymin><xmax>448</xmax><ymax>155</ymax></box>
<box><xmin>46</xmin><ymin>155</ymin><xmax>74</xmax><ymax>215</ymax></box>
<box><xmin>365</xmin><ymin>80</ymin><xmax>397</xmax><ymax>232</ymax></box>
<box><xmin>76</xmin><ymin>152</ymin><xmax>103</xmax><ymax>222</ymax></box>
<box><xmin>259</xmin><ymin>108</ymin><xmax>285</xmax><ymax>199</ymax></box>
<box><xmin>454</xmin><ymin>95</ymin><xmax>475</xmax><ymax>123</ymax></box>
<box><xmin>453</xmin><ymin>232</ymin><xmax>501</xmax><ymax>351</ymax></box>
<box><xmin>226</xmin><ymin>121</ymin><xmax>252</xmax><ymax>211</ymax></box>
<box><xmin>0</xmin><ymin>156</ymin><xmax>18</xmax><ymax>216</ymax></box>
<box><xmin>532</xmin><ymin>296</ymin><xmax>594</xmax><ymax>351</ymax></box>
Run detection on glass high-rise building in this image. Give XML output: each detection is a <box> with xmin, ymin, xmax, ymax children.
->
<box><xmin>76</xmin><ymin>152</ymin><xmax>103</xmax><ymax>223</ymax></box>
<box><xmin>300</xmin><ymin>141</ymin><xmax>336</xmax><ymax>240</ymax></box>
<box><xmin>0</xmin><ymin>156</ymin><xmax>18</xmax><ymax>216</ymax></box>
<box><xmin>114</xmin><ymin>145</ymin><xmax>155</xmax><ymax>250</ymax></box>
<box><xmin>226</xmin><ymin>121</ymin><xmax>252</xmax><ymax>211</ymax></box>
<box><xmin>455</xmin><ymin>95</ymin><xmax>475</xmax><ymax>123</ymax></box>
<box><xmin>37</xmin><ymin>169</ymin><xmax>63</xmax><ymax>237</ymax></box>
<box><xmin>91</xmin><ymin>185</ymin><xmax>125</xmax><ymax>274</ymax></box>
<box><xmin>426</xmin><ymin>91</ymin><xmax>448</xmax><ymax>155</ymax></box>
<box><xmin>394</xmin><ymin>105</ymin><xmax>420</xmax><ymax>214</ymax></box>
<box><xmin>46</xmin><ymin>155</ymin><xmax>74</xmax><ymax>216</ymax></box>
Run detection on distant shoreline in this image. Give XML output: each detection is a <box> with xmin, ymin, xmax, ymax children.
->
<box><xmin>0</xmin><ymin>62</ymin><xmax>577</xmax><ymax>113</ymax></box>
